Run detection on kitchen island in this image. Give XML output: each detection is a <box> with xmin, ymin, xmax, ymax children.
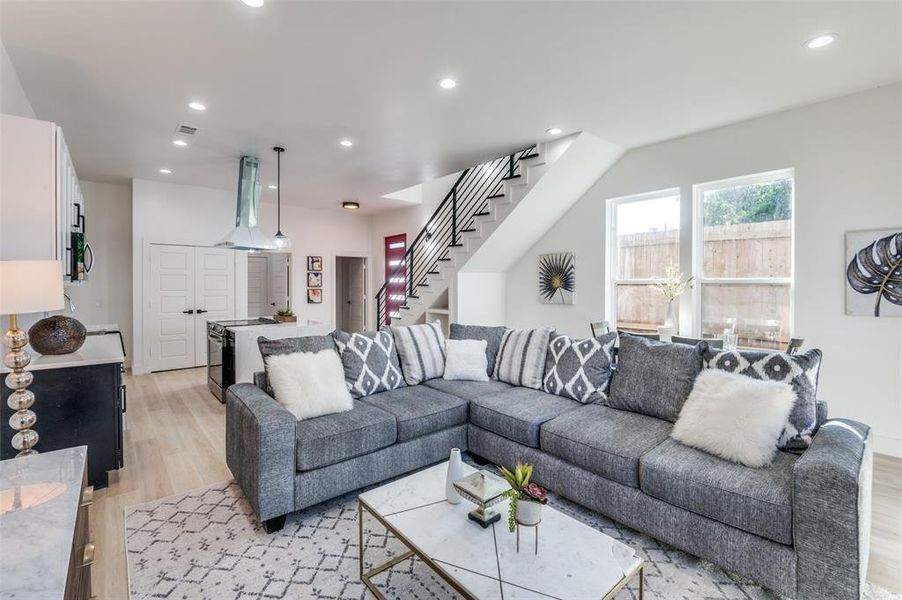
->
<box><xmin>233</xmin><ymin>320</ymin><xmax>332</xmax><ymax>383</ymax></box>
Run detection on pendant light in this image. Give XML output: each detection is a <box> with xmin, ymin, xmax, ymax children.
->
<box><xmin>272</xmin><ymin>146</ymin><xmax>291</xmax><ymax>249</ymax></box>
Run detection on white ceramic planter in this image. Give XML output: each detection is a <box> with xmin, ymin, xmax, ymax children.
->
<box><xmin>516</xmin><ymin>499</ymin><xmax>542</xmax><ymax>526</ymax></box>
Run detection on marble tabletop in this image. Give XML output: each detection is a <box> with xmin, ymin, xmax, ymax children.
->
<box><xmin>0</xmin><ymin>446</ymin><xmax>87</xmax><ymax>599</ymax></box>
<box><xmin>359</xmin><ymin>462</ymin><xmax>642</xmax><ymax>599</ymax></box>
<box><xmin>0</xmin><ymin>328</ymin><xmax>125</xmax><ymax>373</ymax></box>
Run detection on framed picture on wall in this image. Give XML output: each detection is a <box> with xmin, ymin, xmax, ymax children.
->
<box><xmin>307</xmin><ymin>256</ymin><xmax>323</xmax><ymax>271</ymax></box>
<box><xmin>307</xmin><ymin>289</ymin><xmax>322</xmax><ymax>304</ymax></box>
<box><xmin>307</xmin><ymin>272</ymin><xmax>322</xmax><ymax>288</ymax></box>
<box><xmin>845</xmin><ymin>228</ymin><xmax>902</xmax><ymax>317</ymax></box>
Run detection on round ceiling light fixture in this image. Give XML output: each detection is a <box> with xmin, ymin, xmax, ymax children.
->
<box><xmin>805</xmin><ymin>33</ymin><xmax>837</xmax><ymax>49</ymax></box>
<box><xmin>172</xmin><ymin>139</ymin><xmax>188</xmax><ymax>147</ymax></box>
<box><xmin>241</xmin><ymin>0</ymin><xmax>264</xmax><ymax>7</ymax></box>
<box><xmin>342</xmin><ymin>201</ymin><xmax>360</xmax><ymax>210</ymax></box>
<box><xmin>546</xmin><ymin>127</ymin><xmax>563</xmax><ymax>135</ymax></box>
<box><xmin>188</xmin><ymin>101</ymin><xmax>206</xmax><ymax>111</ymax></box>
<box><xmin>438</xmin><ymin>78</ymin><xmax>457</xmax><ymax>89</ymax></box>
<box><xmin>340</xmin><ymin>139</ymin><xmax>354</xmax><ymax>147</ymax></box>
<box><xmin>159</xmin><ymin>168</ymin><xmax>172</xmax><ymax>174</ymax></box>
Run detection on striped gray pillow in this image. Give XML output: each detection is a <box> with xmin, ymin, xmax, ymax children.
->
<box><xmin>392</xmin><ymin>321</ymin><xmax>447</xmax><ymax>385</ymax></box>
<box><xmin>493</xmin><ymin>327</ymin><xmax>554</xmax><ymax>389</ymax></box>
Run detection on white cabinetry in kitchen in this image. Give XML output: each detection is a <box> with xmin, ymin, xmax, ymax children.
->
<box><xmin>1</xmin><ymin>114</ymin><xmax>85</xmax><ymax>280</ymax></box>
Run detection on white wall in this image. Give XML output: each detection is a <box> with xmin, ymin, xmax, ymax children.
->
<box><xmin>0</xmin><ymin>43</ymin><xmax>35</xmax><ymax>118</ymax></box>
<box><xmin>64</xmin><ymin>181</ymin><xmax>133</xmax><ymax>364</ymax></box>
<box><xmin>505</xmin><ymin>84</ymin><xmax>902</xmax><ymax>457</ymax></box>
<box><xmin>131</xmin><ymin>178</ymin><xmax>373</xmax><ymax>373</ymax></box>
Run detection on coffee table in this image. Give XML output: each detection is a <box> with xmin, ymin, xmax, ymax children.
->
<box><xmin>358</xmin><ymin>462</ymin><xmax>643</xmax><ymax>599</ymax></box>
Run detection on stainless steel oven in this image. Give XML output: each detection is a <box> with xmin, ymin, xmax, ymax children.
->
<box><xmin>207</xmin><ymin>318</ymin><xmax>278</xmax><ymax>402</ymax></box>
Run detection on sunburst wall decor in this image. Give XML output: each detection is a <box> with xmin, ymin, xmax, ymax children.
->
<box><xmin>538</xmin><ymin>252</ymin><xmax>575</xmax><ymax>304</ymax></box>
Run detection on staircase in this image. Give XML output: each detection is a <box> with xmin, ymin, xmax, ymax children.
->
<box><xmin>375</xmin><ymin>144</ymin><xmax>547</xmax><ymax>326</ymax></box>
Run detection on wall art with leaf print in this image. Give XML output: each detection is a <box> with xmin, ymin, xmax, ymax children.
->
<box><xmin>538</xmin><ymin>252</ymin><xmax>575</xmax><ymax>305</ymax></box>
<box><xmin>845</xmin><ymin>228</ymin><xmax>902</xmax><ymax>317</ymax></box>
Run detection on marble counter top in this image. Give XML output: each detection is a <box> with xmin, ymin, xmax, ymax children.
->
<box><xmin>1</xmin><ymin>329</ymin><xmax>125</xmax><ymax>373</ymax></box>
<box><xmin>0</xmin><ymin>446</ymin><xmax>87</xmax><ymax>599</ymax></box>
<box><xmin>233</xmin><ymin>320</ymin><xmax>332</xmax><ymax>384</ymax></box>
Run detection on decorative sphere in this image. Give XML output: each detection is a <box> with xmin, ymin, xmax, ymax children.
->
<box><xmin>28</xmin><ymin>316</ymin><xmax>87</xmax><ymax>355</ymax></box>
<box><xmin>3</xmin><ymin>328</ymin><xmax>28</xmax><ymax>350</ymax></box>
<box><xmin>9</xmin><ymin>409</ymin><xmax>36</xmax><ymax>431</ymax></box>
<box><xmin>7</xmin><ymin>389</ymin><xmax>35</xmax><ymax>411</ymax></box>
<box><xmin>3</xmin><ymin>350</ymin><xmax>31</xmax><ymax>370</ymax></box>
<box><xmin>12</xmin><ymin>429</ymin><xmax>39</xmax><ymax>451</ymax></box>
<box><xmin>5</xmin><ymin>370</ymin><xmax>33</xmax><ymax>390</ymax></box>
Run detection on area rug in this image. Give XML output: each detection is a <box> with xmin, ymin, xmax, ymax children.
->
<box><xmin>125</xmin><ymin>474</ymin><xmax>895</xmax><ymax>600</ymax></box>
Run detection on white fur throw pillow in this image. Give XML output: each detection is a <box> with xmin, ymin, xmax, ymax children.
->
<box><xmin>443</xmin><ymin>339</ymin><xmax>490</xmax><ymax>381</ymax></box>
<box><xmin>671</xmin><ymin>369</ymin><xmax>796</xmax><ymax>468</ymax></box>
<box><xmin>265</xmin><ymin>349</ymin><xmax>354</xmax><ymax>420</ymax></box>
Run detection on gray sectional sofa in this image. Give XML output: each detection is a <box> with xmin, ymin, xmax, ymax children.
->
<box><xmin>225</xmin><ymin>328</ymin><xmax>873</xmax><ymax>600</ymax></box>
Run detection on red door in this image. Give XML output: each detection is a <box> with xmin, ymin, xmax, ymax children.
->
<box><xmin>384</xmin><ymin>234</ymin><xmax>407</xmax><ymax>325</ymax></box>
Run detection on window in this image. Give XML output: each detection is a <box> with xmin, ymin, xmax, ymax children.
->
<box><xmin>607</xmin><ymin>189</ymin><xmax>681</xmax><ymax>333</ymax></box>
<box><xmin>694</xmin><ymin>169</ymin><xmax>794</xmax><ymax>349</ymax></box>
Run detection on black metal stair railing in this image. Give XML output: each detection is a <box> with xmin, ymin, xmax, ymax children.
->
<box><xmin>376</xmin><ymin>145</ymin><xmax>538</xmax><ymax>326</ymax></box>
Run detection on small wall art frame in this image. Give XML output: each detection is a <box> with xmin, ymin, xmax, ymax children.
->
<box><xmin>307</xmin><ymin>256</ymin><xmax>323</xmax><ymax>271</ymax></box>
<box><xmin>307</xmin><ymin>289</ymin><xmax>322</xmax><ymax>304</ymax></box>
<box><xmin>538</xmin><ymin>251</ymin><xmax>576</xmax><ymax>305</ymax></box>
<box><xmin>307</xmin><ymin>272</ymin><xmax>322</xmax><ymax>288</ymax></box>
<box><xmin>845</xmin><ymin>228</ymin><xmax>902</xmax><ymax>317</ymax></box>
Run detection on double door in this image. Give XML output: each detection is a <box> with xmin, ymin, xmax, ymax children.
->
<box><xmin>147</xmin><ymin>244</ymin><xmax>235</xmax><ymax>371</ymax></box>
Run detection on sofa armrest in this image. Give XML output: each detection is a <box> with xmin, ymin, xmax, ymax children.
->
<box><xmin>226</xmin><ymin>383</ymin><xmax>296</xmax><ymax>522</ymax></box>
<box><xmin>793</xmin><ymin>418</ymin><xmax>873</xmax><ymax>600</ymax></box>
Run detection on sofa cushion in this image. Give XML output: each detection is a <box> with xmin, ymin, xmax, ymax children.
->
<box><xmin>450</xmin><ymin>324</ymin><xmax>507</xmax><ymax>377</ymax></box>
<box><xmin>391</xmin><ymin>320</ymin><xmax>446</xmax><ymax>385</ymax></box>
<box><xmin>541</xmin><ymin>404</ymin><xmax>672</xmax><ymax>487</ymax></box>
<box><xmin>295</xmin><ymin>401</ymin><xmax>396</xmax><ymax>471</ymax></box>
<box><xmin>543</xmin><ymin>332</ymin><xmax>617</xmax><ymax>403</ymax></box>
<box><xmin>470</xmin><ymin>387</ymin><xmax>581</xmax><ymax>447</ymax></box>
<box><xmin>332</xmin><ymin>329</ymin><xmax>406</xmax><ymax>398</ymax></box>
<box><xmin>607</xmin><ymin>334</ymin><xmax>704</xmax><ymax>422</ymax></box>
<box><xmin>703</xmin><ymin>347</ymin><xmax>822</xmax><ymax>452</ymax></box>
<box><xmin>493</xmin><ymin>327</ymin><xmax>555</xmax><ymax>389</ymax></box>
<box><xmin>640</xmin><ymin>438</ymin><xmax>797</xmax><ymax>545</ymax></box>
<box><xmin>422</xmin><ymin>378</ymin><xmax>513</xmax><ymax>401</ymax></box>
<box><xmin>257</xmin><ymin>334</ymin><xmax>336</xmax><ymax>395</ymax></box>
<box><xmin>360</xmin><ymin>385</ymin><xmax>468</xmax><ymax>442</ymax></box>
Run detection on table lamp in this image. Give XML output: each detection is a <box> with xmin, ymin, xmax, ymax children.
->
<box><xmin>0</xmin><ymin>260</ymin><xmax>64</xmax><ymax>457</ymax></box>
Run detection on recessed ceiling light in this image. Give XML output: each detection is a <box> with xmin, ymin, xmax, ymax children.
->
<box><xmin>188</xmin><ymin>101</ymin><xmax>206</xmax><ymax>111</ymax></box>
<box><xmin>268</xmin><ymin>184</ymin><xmax>277</xmax><ymax>190</ymax></box>
<box><xmin>159</xmin><ymin>168</ymin><xmax>172</xmax><ymax>174</ymax></box>
<box><xmin>340</xmin><ymin>139</ymin><xmax>354</xmax><ymax>147</ymax></box>
<box><xmin>438</xmin><ymin>78</ymin><xmax>457</xmax><ymax>89</ymax></box>
<box><xmin>342</xmin><ymin>201</ymin><xmax>360</xmax><ymax>210</ymax></box>
<box><xmin>546</xmin><ymin>127</ymin><xmax>563</xmax><ymax>135</ymax></box>
<box><xmin>241</xmin><ymin>0</ymin><xmax>264</xmax><ymax>7</ymax></box>
<box><xmin>805</xmin><ymin>33</ymin><xmax>837</xmax><ymax>49</ymax></box>
<box><xmin>172</xmin><ymin>139</ymin><xmax>188</xmax><ymax>147</ymax></box>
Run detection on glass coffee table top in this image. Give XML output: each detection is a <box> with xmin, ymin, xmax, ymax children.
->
<box><xmin>358</xmin><ymin>462</ymin><xmax>643</xmax><ymax>599</ymax></box>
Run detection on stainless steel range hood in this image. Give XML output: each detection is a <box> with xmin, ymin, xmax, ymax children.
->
<box><xmin>215</xmin><ymin>155</ymin><xmax>275</xmax><ymax>251</ymax></box>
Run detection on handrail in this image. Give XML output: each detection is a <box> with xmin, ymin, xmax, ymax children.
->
<box><xmin>376</xmin><ymin>145</ymin><xmax>537</xmax><ymax>325</ymax></box>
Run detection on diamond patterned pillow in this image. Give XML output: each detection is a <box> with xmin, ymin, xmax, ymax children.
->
<box><xmin>332</xmin><ymin>329</ymin><xmax>406</xmax><ymax>399</ymax></box>
<box><xmin>703</xmin><ymin>347</ymin><xmax>822</xmax><ymax>451</ymax></box>
<box><xmin>543</xmin><ymin>332</ymin><xmax>617</xmax><ymax>403</ymax></box>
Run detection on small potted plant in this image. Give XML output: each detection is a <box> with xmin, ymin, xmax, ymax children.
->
<box><xmin>274</xmin><ymin>308</ymin><xmax>297</xmax><ymax>323</ymax></box>
<box><xmin>498</xmin><ymin>461</ymin><xmax>547</xmax><ymax>532</ymax></box>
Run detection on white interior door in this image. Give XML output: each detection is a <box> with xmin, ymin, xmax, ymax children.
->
<box><xmin>194</xmin><ymin>247</ymin><xmax>236</xmax><ymax>366</ymax></box>
<box><xmin>147</xmin><ymin>244</ymin><xmax>196</xmax><ymax>371</ymax></box>
<box><xmin>247</xmin><ymin>254</ymin><xmax>269</xmax><ymax>318</ymax></box>
<box><xmin>347</xmin><ymin>257</ymin><xmax>366</xmax><ymax>332</ymax></box>
<box><xmin>269</xmin><ymin>253</ymin><xmax>290</xmax><ymax>311</ymax></box>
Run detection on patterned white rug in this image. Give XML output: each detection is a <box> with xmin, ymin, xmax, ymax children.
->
<box><xmin>125</xmin><ymin>473</ymin><xmax>896</xmax><ymax>600</ymax></box>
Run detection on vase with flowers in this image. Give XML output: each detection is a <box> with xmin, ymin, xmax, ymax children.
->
<box><xmin>497</xmin><ymin>461</ymin><xmax>548</xmax><ymax>532</ymax></box>
<box><xmin>653</xmin><ymin>263</ymin><xmax>693</xmax><ymax>331</ymax></box>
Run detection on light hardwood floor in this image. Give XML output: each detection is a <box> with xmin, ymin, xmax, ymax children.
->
<box><xmin>91</xmin><ymin>367</ymin><xmax>902</xmax><ymax>598</ymax></box>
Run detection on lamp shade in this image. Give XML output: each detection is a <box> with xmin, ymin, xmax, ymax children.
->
<box><xmin>0</xmin><ymin>260</ymin><xmax>65</xmax><ymax>315</ymax></box>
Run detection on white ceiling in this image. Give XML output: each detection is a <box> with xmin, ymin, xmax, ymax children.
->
<box><xmin>2</xmin><ymin>1</ymin><xmax>900</xmax><ymax>213</ymax></box>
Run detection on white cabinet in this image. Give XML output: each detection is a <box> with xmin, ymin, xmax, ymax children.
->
<box><xmin>0</xmin><ymin>114</ymin><xmax>84</xmax><ymax>280</ymax></box>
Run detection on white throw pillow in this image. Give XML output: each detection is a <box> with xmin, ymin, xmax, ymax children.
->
<box><xmin>443</xmin><ymin>339</ymin><xmax>490</xmax><ymax>381</ymax></box>
<box><xmin>671</xmin><ymin>369</ymin><xmax>796</xmax><ymax>468</ymax></box>
<box><xmin>265</xmin><ymin>349</ymin><xmax>354</xmax><ymax>420</ymax></box>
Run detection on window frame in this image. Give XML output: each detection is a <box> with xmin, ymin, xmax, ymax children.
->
<box><xmin>690</xmin><ymin>168</ymin><xmax>795</xmax><ymax>343</ymax></box>
<box><xmin>605</xmin><ymin>187</ymin><xmax>682</xmax><ymax>332</ymax></box>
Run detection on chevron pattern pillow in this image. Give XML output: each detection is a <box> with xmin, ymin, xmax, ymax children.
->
<box><xmin>543</xmin><ymin>332</ymin><xmax>617</xmax><ymax>403</ymax></box>
<box><xmin>332</xmin><ymin>329</ymin><xmax>406</xmax><ymax>399</ymax></box>
<box><xmin>703</xmin><ymin>347</ymin><xmax>822</xmax><ymax>452</ymax></box>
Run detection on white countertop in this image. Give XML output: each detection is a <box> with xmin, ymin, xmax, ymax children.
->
<box><xmin>233</xmin><ymin>320</ymin><xmax>332</xmax><ymax>384</ymax></box>
<box><xmin>0</xmin><ymin>446</ymin><xmax>87</xmax><ymax>600</ymax></box>
<box><xmin>1</xmin><ymin>328</ymin><xmax>126</xmax><ymax>373</ymax></box>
